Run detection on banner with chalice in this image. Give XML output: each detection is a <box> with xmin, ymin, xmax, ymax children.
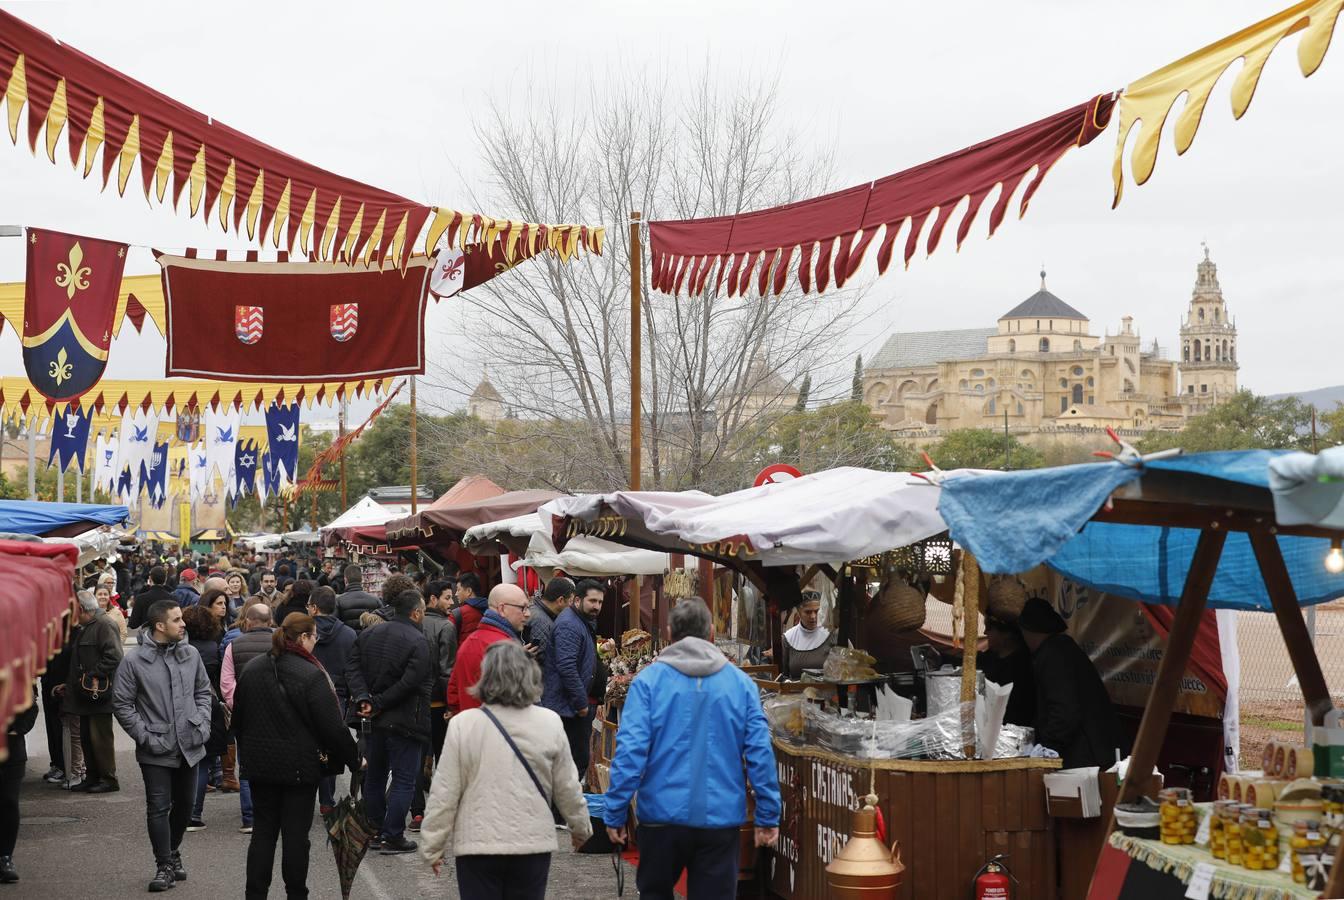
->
<box><xmin>22</xmin><ymin>228</ymin><xmax>129</xmax><ymax>402</ymax></box>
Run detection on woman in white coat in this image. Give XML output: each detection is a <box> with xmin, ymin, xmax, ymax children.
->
<box><xmin>420</xmin><ymin>640</ymin><xmax>591</xmax><ymax>899</ymax></box>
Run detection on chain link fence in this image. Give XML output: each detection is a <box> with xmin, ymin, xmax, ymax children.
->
<box><xmin>1237</xmin><ymin>602</ymin><xmax>1344</xmax><ymax>761</ymax></box>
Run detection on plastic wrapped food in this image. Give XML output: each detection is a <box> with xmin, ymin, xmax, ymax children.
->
<box><xmin>854</xmin><ymin>701</ymin><xmax>977</xmax><ymax>760</ymax></box>
<box><xmin>822</xmin><ymin>646</ymin><xmax>879</xmax><ymax>682</ymax></box>
<box><xmin>764</xmin><ymin>694</ymin><xmax>810</xmax><ymax>746</ymax></box>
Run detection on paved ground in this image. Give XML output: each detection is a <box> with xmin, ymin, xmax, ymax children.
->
<box><xmin>11</xmin><ymin>704</ymin><xmax>632</xmax><ymax>899</ymax></box>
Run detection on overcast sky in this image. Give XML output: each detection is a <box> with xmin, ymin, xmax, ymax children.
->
<box><xmin>0</xmin><ymin>0</ymin><xmax>1338</xmax><ymax>414</ymax></box>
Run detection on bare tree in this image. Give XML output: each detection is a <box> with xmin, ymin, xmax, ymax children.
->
<box><xmin>423</xmin><ymin>67</ymin><xmax>864</xmax><ymax>492</ymax></box>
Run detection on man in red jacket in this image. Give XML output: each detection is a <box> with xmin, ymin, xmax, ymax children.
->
<box><xmin>446</xmin><ymin>584</ymin><xmax>528</xmax><ymax>713</ymax></box>
<box><xmin>450</xmin><ymin>573</ymin><xmax>488</xmax><ymax>641</ymax></box>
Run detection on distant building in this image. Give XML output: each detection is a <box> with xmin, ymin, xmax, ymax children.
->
<box><xmin>468</xmin><ymin>376</ymin><xmax>505</xmax><ymax>422</ymax></box>
<box><xmin>862</xmin><ymin>249</ymin><xmax>1237</xmax><ymax>436</ymax></box>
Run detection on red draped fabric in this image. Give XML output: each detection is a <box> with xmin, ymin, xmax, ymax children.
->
<box><xmin>649</xmin><ymin>94</ymin><xmax>1115</xmax><ymax>297</ymax></box>
<box><xmin>1140</xmin><ymin>604</ymin><xmax>1228</xmax><ymax>700</ymax></box>
<box><xmin>0</xmin><ymin>539</ymin><xmax>77</xmax><ymax>743</ymax></box>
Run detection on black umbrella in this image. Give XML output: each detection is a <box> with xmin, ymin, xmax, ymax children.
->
<box><xmin>324</xmin><ymin>724</ymin><xmax>377</xmax><ymax>899</ymax></box>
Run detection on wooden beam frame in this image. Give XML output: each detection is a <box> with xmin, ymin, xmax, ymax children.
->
<box><xmin>1249</xmin><ymin>532</ymin><xmax>1334</xmax><ymax>726</ymax></box>
<box><xmin>1118</xmin><ymin>528</ymin><xmax>1226</xmax><ymax>809</ymax></box>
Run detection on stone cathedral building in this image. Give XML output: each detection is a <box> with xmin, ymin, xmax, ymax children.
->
<box><xmin>862</xmin><ymin>247</ymin><xmax>1238</xmax><ymax>435</ymax></box>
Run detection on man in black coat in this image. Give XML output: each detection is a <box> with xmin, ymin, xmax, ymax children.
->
<box><xmin>60</xmin><ymin>593</ymin><xmax>125</xmax><ymax>793</ymax></box>
<box><xmin>128</xmin><ymin>566</ymin><xmax>175</xmax><ymax>632</ymax></box>
<box><xmin>345</xmin><ymin>588</ymin><xmax>431</xmax><ymax>854</ymax></box>
<box><xmin>335</xmin><ymin>564</ymin><xmax>380</xmax><ymax>631</ymax></box>
<box><xmin>1018</xmin><ymin>597</ymin><xmax>1126</xmax><ymax>769</ymax></box>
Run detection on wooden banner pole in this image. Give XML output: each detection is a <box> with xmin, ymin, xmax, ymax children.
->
<box><xmin>629</xmin><ymin>211</ymin><xmax>642</xmax><ymax>631</ymax></box>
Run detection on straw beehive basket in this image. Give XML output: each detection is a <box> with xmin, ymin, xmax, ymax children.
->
<box><xmin>872</xmin><ymin>576</ymin><xmax>927</xmax><ymax>633</ymax></box>
<box><xmin>986</xmin><ymin>575</ymin><xmax>1028</xmax><ymax>622</ymax></box>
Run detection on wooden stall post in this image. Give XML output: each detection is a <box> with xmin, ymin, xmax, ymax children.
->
<box><xmin>1249</xmin><ymin>531</ymin><xmax>1334</xmax><ymax>726</ymax></box>
<box><xmin>960</xmin><ymin>553</ymin><xmax>982</xmax><ymax>758</ymax></box>
<box><xmin>1117</xmin><ymin>528</ymin><xmax>1226</xmax><ymax>798</ymax></box>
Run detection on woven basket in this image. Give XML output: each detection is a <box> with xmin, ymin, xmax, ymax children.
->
<box><xmin>873</xmin><ymin>576</ymin><xmax>927</xmax><ymax>632</ymax></box>
<box><xmin>986</xmin><ymin>575</ymin><xmax>1028</xmax><ymax>622</ymax></box>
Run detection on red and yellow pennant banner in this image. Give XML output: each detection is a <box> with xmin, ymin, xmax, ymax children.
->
<box><xmin>0</xmin><ymin>375</ymin><xmax>390</xmax><ymax>423</ymax></box>
<box><xmin>0</xmin><ymin>10</ymin><xmax>603</xmax><ymax>268</ymax></box>
<box><xmin>290</xmin><ymin>381</ymin><xmax>404</xmax><ymax>496</ymax></box>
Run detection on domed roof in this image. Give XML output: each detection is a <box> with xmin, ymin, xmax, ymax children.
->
<box><xmin>999</xmin><ymin>271</ymin><xmax>1087</xmax><ymax>321</ymax></box>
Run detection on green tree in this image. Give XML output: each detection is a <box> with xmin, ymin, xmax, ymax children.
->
<box><xmin>851</xmin><ymin>356</ymin><xmax>864</xmax><ymax>402</ymax></box>
<box><xmin>1137</xmin><ymin>390</ymin><xmax>1314</xmax><ymax>454</ymax></box>
<box><xmin>738</xmin><ymin>400</ymin><xmax>916</xmax><ymax>484</ymax></box>
<box><xmin>794</xmin><ymin>374</ymin><xmax>811</xmax><ymax>413</ymax></box>
<box><xmin>924</xmin><ymin>428</ymin><xmax>1044</xmax><ymax>470</ymax></box>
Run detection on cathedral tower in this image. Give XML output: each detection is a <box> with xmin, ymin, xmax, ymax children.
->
<box><xmin>1178</xmin><ymin>244</ymin><xmax>1238</xmax><ymax>412</ymax></box>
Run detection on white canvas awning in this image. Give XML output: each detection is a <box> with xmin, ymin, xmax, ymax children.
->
<box><xmin>543</xmin><ymin>467</ymin><xmax>950</xmax><ymax>567</ymax></box>
<box><xmin>320</xmin><ymin>496</ymin><xmax>413</xmax><ymax>534</ymax></box>
<box><xmin>463</xmin><ymin>512</ymin><xmax>668</xmax><ymax>576</ymax></box>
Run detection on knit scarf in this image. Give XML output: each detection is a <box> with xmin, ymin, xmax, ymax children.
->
<box><xmin>481</xmin><ymin>608</ymin><xmax>521</xmax><ymax>640</ymax></box>
<box><xmin>282</xmin><ymin>640</ymin><xmax>337</xmax><ymax>696</ymax></box>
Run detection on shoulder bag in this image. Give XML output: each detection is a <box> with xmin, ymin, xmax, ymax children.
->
<box><xmin>272</xmin><ymin>658</ymin><xmax>345</xmax><ymax>777</ymax></box>
<box><xmin>479</xmin><ymin>706</ymin><xmax>549</xmax><ymax>806</ymax></box>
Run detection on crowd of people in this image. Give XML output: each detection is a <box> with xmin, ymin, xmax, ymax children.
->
<box><xmin>4</xmin><ymin>548</ymin><xmax>782</xmax><ymax>899</ymax></box>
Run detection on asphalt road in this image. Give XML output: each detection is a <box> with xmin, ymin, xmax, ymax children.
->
<box><xmin>11</xmin><ymin>703</ymin><xmax>632</xmax><ymax>899</ymax></box>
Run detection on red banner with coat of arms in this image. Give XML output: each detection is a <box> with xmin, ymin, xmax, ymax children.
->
<box><xmin>22</xmin><ymin>228</ymin><xmax>129</xmax><ymax>402</ymax></box>
<box><xmin>160</xmin><ymin>255</ymin><xmax>432</xmax><ymax>382</ymax></box>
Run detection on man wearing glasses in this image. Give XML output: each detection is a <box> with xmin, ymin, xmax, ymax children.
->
<box><xmin>446</xmin><ymin>584</ymin><xmax>529</xmax><ymax>716</ymax></box>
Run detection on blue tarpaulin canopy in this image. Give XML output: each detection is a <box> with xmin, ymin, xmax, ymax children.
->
<box><xmin>0</xmin><ymin>499</ymin><xmax>130</xmax><ymax>538</ymax></box>
<box><xmin>938</xmin><ymin>450</ymin><xmax>1344</xmax><ymax>611</ymax></box>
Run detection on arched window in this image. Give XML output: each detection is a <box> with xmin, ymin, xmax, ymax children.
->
<box><xmin>1086</xmin><ymin>376</ymin><xmax>1095</xmax><ymax>387</ymax></box>
<box><xmin>1229</xmin><ymin>344</ymin><xmax>1235</xmax><ymax>361</ymax></box>
<box><xmin>1194</xmin><ymin>341</ymin><xmax>1202</xmax><ymax>361</ymax></box>
<box><xmin>925</xmin><ymin>403</ymin><xmax>938</xmax><ymax>425</ymax></box>
<box><xmin>1223</xmin><ymin>340</ymin><xmax>1229</xmax><ymax>360</ymax></box>
<box><xmin>1017</xmin><ymin>402</ymin><xmax>1024</xmax><ymax>416</ymax></box>
<box><xmin>1183</xmin><ymin>344</ymin><xmax>1190</xmax><ymax>361</ymax></box>
<box><xmin>1214</xmin><ymin>308</ymin><xmax>1220</xmax><ymax>322</ymax></box>
<box><xmin>987</xmin><ymin>397</ymin><xmax>996</xmax><ymax>415</ymax></box>
<box><xmin>1007</xmin><ymin>339</ymin><xmax>1016</xmax><ymax>353</ymax></box>
<box><xmin>1039</xmin><ymin>338</ymin><xmax>1050</xmax><ymax>353</ymax></box>
<box><xmin>1058</xmin><ymin>378</ymin><xmax>1068</xmax><ymax>389</ymax></box>
<box><xmin>1073</xmin><ymin>339</ymin><xmax>1083</xmax><ymax>351</ymax></box>
<box><xmin>1198</xmin><ymin>308</ymin><xmax>1205</xmax><ymax>321</ymax></box>
<box><xmin>1072</xmin><ymin>384</ymin><xmax>1084</xmax><ymax>405</ymax></box>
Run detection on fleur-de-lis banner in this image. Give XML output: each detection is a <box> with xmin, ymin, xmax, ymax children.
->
<box><xmin>23</xmin><ymin>227</ymin><xmax>128</xmax><ymax>401</ymax></box>
<box><xmin>45</xmin><ymin>402</ymin><xmax>90</xmax><ymax>472</ymax></box>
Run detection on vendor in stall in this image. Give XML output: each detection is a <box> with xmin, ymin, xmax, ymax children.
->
<box><xmin>778</xmin><ymin>590</ymin><xmax>835</xmax><ymax>680</ymax></box>
<box><xmin>1018</xmin><ymin>597</ymin><xmax>1126</xmax><ymax>769</ymax></box>
<box><xmin>978</xmin><ymin>615</ymin><xmax>1036</xmax><ymax>727</ymax></box>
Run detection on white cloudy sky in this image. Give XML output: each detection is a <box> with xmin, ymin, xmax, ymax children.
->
<box><xmin>0</xmin><ymin>0</ymin><xmax>1338</xmax><ymax>411</ymax></box>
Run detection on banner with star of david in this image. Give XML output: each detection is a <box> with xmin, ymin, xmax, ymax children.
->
<box><xmin>22</xmin><ymin>228</ymin><xmax>129</xmax><ymax>402</ymax></box>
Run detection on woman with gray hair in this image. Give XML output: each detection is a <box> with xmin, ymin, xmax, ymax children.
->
<box><xmin>420</xmin><ymin>640</ymin><xmax>591</xmax><ymax>899</ymax></box>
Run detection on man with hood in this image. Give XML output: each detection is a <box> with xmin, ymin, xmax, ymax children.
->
<box><xmin>446</xmin><ymin>583</ymin><xmax>528</xmax><ymax>715</ymax></box>
<box><xmin>603</xmin><ymin>597</ymin><xmax>779</xmax><ymax>899</ymax></box>
<box><xmin>451</xmin><ymin>573</ymin><xmax>488</xmax><ymax>641</ymax></box>
<box><xmin>111</xmin><ymin>600</ymin><xmax>212</xmax><ymax>892</ymax></box>
<box><xmin>306</xmin><ymin>585</ymin><xmax>356</xmax><ymax>815</ymax></box>
<box><xmin>1017</xmin><ymin>596</ymin><xmax>1125</xmax><ymax>769</ymax></box>
<box><xmin>540</xmin><ymin>579</ymin><xmax>602</xmax><ymax>779</ymax></box>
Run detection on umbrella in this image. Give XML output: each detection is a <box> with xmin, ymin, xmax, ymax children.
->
<box><xmin>324</xmin><ymin>724</ymin><xmax>377</xmax><ymax>899</ymax></box>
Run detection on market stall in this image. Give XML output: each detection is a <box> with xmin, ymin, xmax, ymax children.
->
<box><xmin>939</xmin><ymin>449</ymin><xmax>1344</xmax><ymax>898</ymax></box>
<box><xmin>0</xmin><ymin>499</ymin><xmax>130</xmax><ymax>537</ymax></box>
<box><xmin>545</xmin><ymin>467</ymin><xmax>1068</xmax><ymax>899</ymax></box>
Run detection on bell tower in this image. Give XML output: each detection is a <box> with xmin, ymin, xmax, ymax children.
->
<box><xmin>1178</xmin><ymin>244</ymin><xmax>1238</xmax><ymax>412</ymax></box>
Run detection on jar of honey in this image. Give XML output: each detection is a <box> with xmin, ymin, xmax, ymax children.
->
<box><xmin>1290</xmin><ymin>820</ymin><xmax>1325</xmax><ymax>884</ymax></box>
<box><xmin>1239</xmin><ymin>808</ymin><xmax>1278</xmax><ymax>871</ymax></box>
<box><xmin>1158</xmin><ymin>788</ymin><xmax>1196</xmax><ymax>845</ymax></box>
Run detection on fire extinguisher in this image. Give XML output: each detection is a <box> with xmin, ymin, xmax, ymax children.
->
<box><xmin>972</xmin><ymin>854</ymin><xmax>1016</xmax><ymax>900</ymax></box>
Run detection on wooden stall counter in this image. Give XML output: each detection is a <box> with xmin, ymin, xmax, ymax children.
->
<box><xmin>769</xmin><ymin>739</ymin><xmax>1061</xmax><ymax>900</ymax></box>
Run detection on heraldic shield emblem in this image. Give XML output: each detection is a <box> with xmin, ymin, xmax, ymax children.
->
<box><xmin>22</xmin><ymin>229</ymin><xmax>129</xmax><ymax>402</ymax></box>
<box><xmin>235</xmin><ymin>306</ymin><xmax>264</xmax><ymax>344</ymax></box>
<box><xmin>330</xmin><ymin>303</ymin><xmax>358</xmax><ymax>342</ymax></box>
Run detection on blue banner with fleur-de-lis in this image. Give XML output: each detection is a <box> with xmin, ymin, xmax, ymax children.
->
<box><xmin>22</xmin><ymin>228</ymin><xmax>129</xmax><ymax>402</ymax></box>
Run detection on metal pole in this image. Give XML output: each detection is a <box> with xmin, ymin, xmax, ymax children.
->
<box><xmin>26</xmin><ymin>420</ymin><xmax>36</xmax><ymax>500</ymax></box>
<box><xmin>409</xmin><ymin>377</ymin><xmax>418</xmax><ymax>515</ymax></box>
<box><xmin>1003</xmin><ymin>407</ymin><xmax>1010</xmax><ymax>470</ymax></box>
<box><xmin>629</xmin><ymin>211</ymin><xmax>643</xmax><ymax>632</ymax></box>
<box><xmin>339</xmin><ymin>397</ymin><xmax>349</xmax><ymax>509</ymax></box>
<box><xmin>56</xmin><ymin>457</ymin><xmax>64</xmax><ymax>502</ymax></box>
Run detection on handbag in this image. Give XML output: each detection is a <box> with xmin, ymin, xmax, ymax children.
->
<box><xmin>78</xmin><ymin>672</ymin><xmax>110</xmax><ymax>700</ymax></box>
<box><xmin>479</xmin><ymin>707</ymin><xmax>549</xmax><ymax>806</ymax></box>
<box><xmin>272</xmin><ymin>658</ymin><xmax>345</xmax><ymax>777</ymax></box>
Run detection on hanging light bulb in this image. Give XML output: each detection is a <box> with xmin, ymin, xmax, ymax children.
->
<box><xmin>1326</xmin><ymin>539</ymin><xmax>1344</xmax><ymax>575</ymax></box>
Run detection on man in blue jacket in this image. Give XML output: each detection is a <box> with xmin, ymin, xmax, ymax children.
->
<box><xmin>604</xmin><ymin>597</ymin><xmax>780</xmax><ymax>899</ymax></box>
<box><xmin>540</xmin><ymin>579</ymin><xmax>602</xmax><ymax>778</ymax></box>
